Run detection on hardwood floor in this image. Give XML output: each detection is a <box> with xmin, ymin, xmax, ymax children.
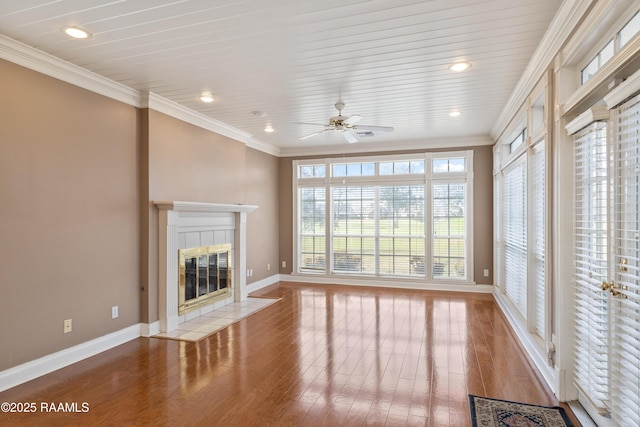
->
<box><xmin>0</xmin><ymin>282</ymin><xmax>581</xmax><ymax>426</ymax></box>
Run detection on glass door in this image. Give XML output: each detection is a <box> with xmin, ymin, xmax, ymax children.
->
<box><xmin>574</xmin><ymin>95</ymin><xmax>640</xmax><ymax>426</ymax></box>
<box><xmin>608</xmin><ymin>94</ymin><xmax>640</xmax><ymax>426</ymax></box>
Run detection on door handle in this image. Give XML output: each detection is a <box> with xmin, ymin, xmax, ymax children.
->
<box><xmin>601</xmin><ymin>280</ymin><xmax>628</xmax><ymax>298</ymax></box>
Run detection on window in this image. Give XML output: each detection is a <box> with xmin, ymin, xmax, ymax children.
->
<box><xmin>332</xmin><ymin>186</ymin><xmax>376</xmax><ymax>274</ymax></box>
<box><xmin>332</xmin><ymin>162</ymin><xmax>375</xmax><ymax>177</ymax></box>
<box><xmin>432</xmin><ymin>183</ymin><xmax>466</xmax><ymax>279</ymax></box>
<box><xmin>580</xmin><ymin>10</ymin><xmax>640</xmax><ymax>86</ymax></box>
<box><xmin>299</xmin><ymin>187</ymin><xmax>326</xmax><ymax>272</ymax></box>
<box><xmin>293</xmin><ymin>152</ymin><xmax>473</xmax><ymax>282</ymax></box>
<box><xmin>503</xmin><ymin>158</ymin><xmax>527</xmax><ymax>314</ymax></box>
<box><xmin>581</xmin><ymin>40</ymin><xmax>614</xmax><ymax>84</ymax></box>
<box><xmin>433</xmin><ymin>157</ymin><xmax>465</xmax><ymax>173</ymax></box>
<box><xmin>530</xmin><ymin>141</ymin><xmax>546</xmax><ymax>339</ymax></box>
<box><xmin>378</xmin><ymin>185</ymin><xmax>425</xmax><ymax>275</ymax></box>
<box><xmin>509</xmin><ymin>129</ymin><xmax>526</xmax><ymax>154</ymax></box>
<box><xmin>493</xmin><ymin>146</ymin><xmax>503</xmax><ymax>289</ymax></box>
<box><xmin>379</xmin><ymin>159</ymin><xmax>425</xmax><ymax>175</ymax></box>
<box><xmin>618</xmin><ymin>11</ymin><xmax>640</xmax><ymax>49</ymax></box>
<box><xmin>299</xmin><ymin>164</ymin><xmax>325</xmax><ymax>178</ymax></box>
<box><xmin>573</xmin><ymin>122</ymin><xmax>609</xmax><ymax>409</ymax></box>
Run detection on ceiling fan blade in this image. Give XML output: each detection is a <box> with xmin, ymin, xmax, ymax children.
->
<box><xmin>343</xmin><ymin>130</ymin><xmax>358</xmax><ymax>144</ymax></box>
<box><xmin>295</xmin><ymin>122</ymin><xmax>331</xmax><ymax>127</ymax></box>
<box><xmin>353</xmin><ymin>125</ymin><xmax>394</xmax><ymax>132</ymax></box>
<box><xmin>344</xmin><ymin>114</ymin><xmax>362</xmax><ymax>125</ymax></box>
<box><xmin>299</xmin><ymin>130</ymin><xmax>327</xmax><ymax>140</ymax></box>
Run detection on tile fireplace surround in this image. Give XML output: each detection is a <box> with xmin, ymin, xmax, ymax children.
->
<box><xmin>154</xmin><ymin>201</ymin><xmax>258</xmax><ymax>333</ymax></box>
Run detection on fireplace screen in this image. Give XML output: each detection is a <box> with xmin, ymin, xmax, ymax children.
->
<box><xmin>178</xmin><ymin>243</ymin><xmax>232</xmax><ymax>315</ymax></box>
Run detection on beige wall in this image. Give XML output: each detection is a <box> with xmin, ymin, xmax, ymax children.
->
<box><xmin>0</xmin><ymin>59</ymin><xmax>140</xmax><ymax>371</ymax></box>
<box><xmin>245</xmin><ymin>148</ymin><xmax>280</xmax><ymax>282</ymax></box>
<box><xmin>472</xmin><ymin>146</ymin><xmax>494</xmax><ymax>284</ymax></box>
<box><xmin>278</xmin><ymin>146</ymin><xmax>494</xmax><ymax>284</ymax></box>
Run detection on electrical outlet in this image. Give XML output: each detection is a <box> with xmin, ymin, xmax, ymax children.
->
<box><xmin>267</xmin><ymin>263</ymin><xmax>271</xmax><ymax>271</ymax></box>
<box><xmin>484</xmin><ymin>269</ymin><xmax>489</xmax><ymax>277</ymax></box>
<box><xmin>63</xmin><ymin>319</ymin><xmax>72</xmax><ymax>334</ymax></box>
<box><xmin>112</xmin><ymin>306</ymin><xmax>119</xmax><ymax>319</ymax></box>
<box><xmin>281</xmin><ymin>261</ymin><xmax>286</xmax><ymax>268</ymax></box>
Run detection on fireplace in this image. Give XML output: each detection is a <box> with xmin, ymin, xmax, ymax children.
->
<box><xmin>179</xmin><ymin>243</ymin><xmax>232</xmax><ymax>314</ymax></box>
<box><xmin>154</xmin><ymin>201</ymin><xmax>258</xmax><ymax>333</ymax></box>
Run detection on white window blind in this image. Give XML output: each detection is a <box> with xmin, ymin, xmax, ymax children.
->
<box><xmin>432</xmin><ymin>182</ymin><xmax>466</xmax><ymax>279</ymax></box>
<box><xmin>332</xmin><ymin>186</ymin><xmax>376</xmax><ymax>274</ymax></box>
<box><xmin>379</xmin><ymin>185</ymin><xmax>425</xmax><ymax>276</ymax></box>
<box><xmin>610</xmin><ymin>95</ymin><xmax>640</xmax><ymax>426</ymax></box>
<box><xmin>299</xmin><ymin>187</ymin><xmax>326</xmax><ymax>272</ymax></box>
<box><xmin>504</xmin><ymin>158</ymin><xmax>527</xmax><ymax>314</ymax></box>
<box><xmin>573</xmin><ymin>121</ymin><xmax>609</xmax><ymax>410</ymax></box>
<box><xmin>493</xmin><ymin>148</ymin><xmax>503</xmax><ymax>289</ymax></box>
<box><xmin>530</xmin><ymin>141</ymin><xmax>546</xmax><ymax>339</ymax></box>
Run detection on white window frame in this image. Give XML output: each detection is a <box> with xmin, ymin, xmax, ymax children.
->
<box><xmin>292</xmin><ymin>151</ymin><xmax>474</xmax><ymax>285</ymax></box>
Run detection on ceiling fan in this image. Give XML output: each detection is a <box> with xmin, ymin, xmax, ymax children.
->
<box><xmin>298</xmin><ymin>101</ymin><xmax>394</xmax><ymax>143</ymax></box>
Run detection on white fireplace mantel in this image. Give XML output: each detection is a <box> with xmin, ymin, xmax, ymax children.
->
<box><xmin>154</xmin><ymin>201</ymin><xmax>258</xmax><ymax>333</ymax></box>
<box><xmin>154</xmin><ymin>201</ymin><xmax>258</xmax><ymax>214</ymax></box>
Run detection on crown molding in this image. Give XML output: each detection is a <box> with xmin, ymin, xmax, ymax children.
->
<box><xmin>143</xmin><ymin>92</ymin><xmax>247</xmax><ymax>140</ymax></box>
<box><xmin>0</xmin><ymin>34</ymin><xmax>281</xmax><ymax>157</ymax></box>
<box><xmin>0</xmin><ymin>34</ymin><xmax>141</xmax><ymax>107</ymax></box>
<box><xmin>278</xmin><ymin>135</ymin><xmax>492</xmax><ymax>158</ymax></box>
<box><xmin>143</xmin><ymin>93</ymin><xmax>281</xmax><ymax>156</ymax></box>
<box><xmin>490</xmin><ymin>0</ymin><xmax>595</xmax><ymax>141</ymax></box>
<box><xmin>244</xmin><ymin>137</ymin><xmax>282</xmax><ymax>157</ymax></box>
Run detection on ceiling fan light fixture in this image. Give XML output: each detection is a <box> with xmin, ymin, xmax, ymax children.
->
<box><xmin>200</xmin><ymin>93</ymin><xmax>215</xmax><ymax>103</ymax></box>
<box><xmin>298</xmin><ymin>100</ymin><xmax>394</xmax><ymax>143</ymax></box>
<box><xmin>63</xmin><ymin>26</ymin><xmax>91</xmax><ymax>39</ymax></box>
<box><xmin>449</xmin><ymin>61</ymin><xmax>471</xmax><ymax>72</ymax></box>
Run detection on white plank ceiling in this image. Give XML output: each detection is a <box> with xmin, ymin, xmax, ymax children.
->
<box><xmin>0</xmin><ymin>0</ymin><xmax>562</xmax><ymax>155</ymax></box>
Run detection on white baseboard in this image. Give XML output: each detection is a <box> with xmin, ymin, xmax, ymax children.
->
<box><xmin>279</xmin><ymin>273</ymin><xmax>494</xmax><ymax>293</ymax></box>
<box><xmin>0</xmin><ymin>324</ymin><xmax>141</xmax><ymax>393</ymax></box>
<box><xmin>140</xmin><ymin>321</ymin><xmax>161</xmax><ymax>337</ymax></box>
<box><xmin>246</xmin><ymin>274</ymin><xmax>281</xmax><ymax>293</ymax></box>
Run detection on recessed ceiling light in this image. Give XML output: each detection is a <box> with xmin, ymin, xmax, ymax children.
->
<box><xmin>63</xmin><ymin>26</ymin><xmax>91</xmax><ymax>39</ymax></box>
<box><xmin>200</xmin><ymin>93</ymin><xmax>215</xmax><ymax>103</ymax></box>
<box><xmin>264</xmin><ymin>124</ymin><xmax>274</xmax><ymax>133</ymax></box>
<box><xmin>449</xmin><ymin>61</ymin><xmax>471</xmax><ymax>72</ymax></box>
<box><xmin>449</xmin><ymin>111</ymin><xmax>462</xmax><ymax>117</ymax></box>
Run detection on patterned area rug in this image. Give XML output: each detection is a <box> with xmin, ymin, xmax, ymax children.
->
<box><xmin>469</xmin><ymin>395</ymin><xmax>574</xmax><ymax>427</ymax></box>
